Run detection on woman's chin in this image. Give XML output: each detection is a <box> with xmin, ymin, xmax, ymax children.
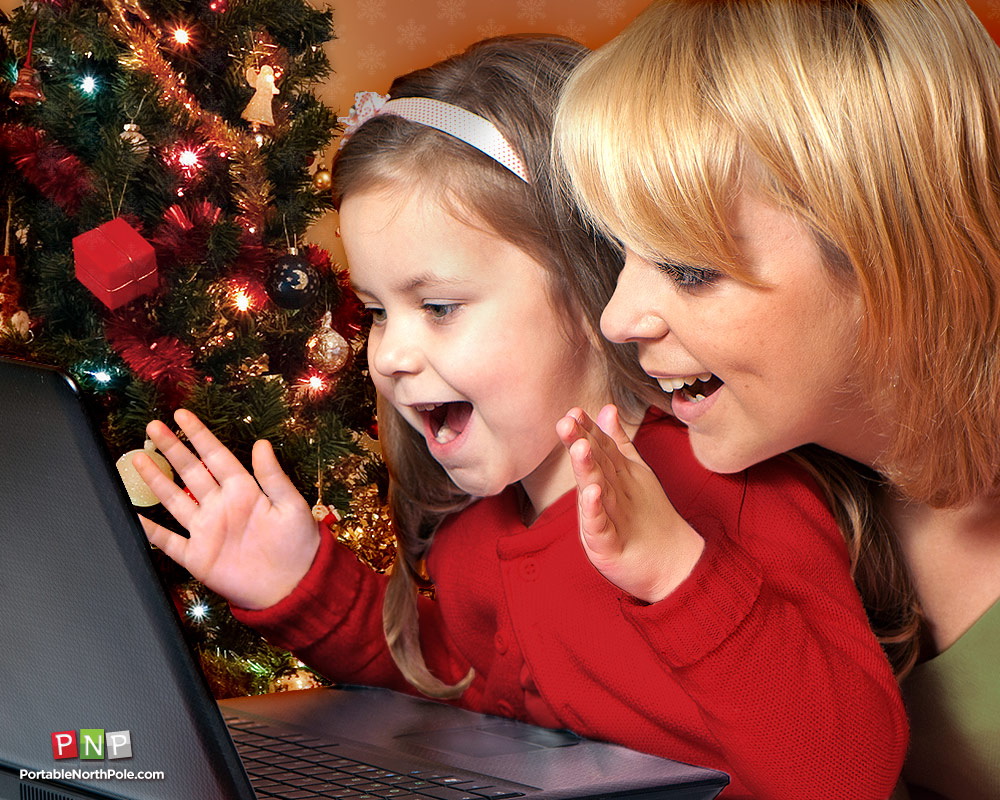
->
<box><xmin>687</xmin><ymin>435</ymin><xmax>769</xmax><ymax>475</ymax></box>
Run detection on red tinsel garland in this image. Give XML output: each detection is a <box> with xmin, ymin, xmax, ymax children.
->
<box><xmin>105</xmin><ymin>316</ymin><xmax>198</xmax><ymax>404</ymax></box>
<box><xmin>152</xmin><ymin>201</ymin><xmax>223</xmax><ymax>270</ymax></box>
<box><xmin>0</xmin><ymin>124</ymin><xmax>92</xmax><ymax>214</ymax></box>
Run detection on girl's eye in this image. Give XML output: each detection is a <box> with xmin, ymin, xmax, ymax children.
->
<box><xmin>653</xmin><ymin>259</ymin><xmax>721</xmax><ymax>288</ymax></box>
<box><xmin>364</xmin><ymin>306</ymin><xmax>387</xmax><ymax>324</ymax></box>
<box><xmin>423</xmin><ymin>302</ymin><xmax>460</xmax><ymax>320</ymax></box>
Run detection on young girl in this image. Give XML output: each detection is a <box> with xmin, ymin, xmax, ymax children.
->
<box><xmin>553</xmin><ymin>2</ymin><xmax>1000</xmax><ymax>799</ymax></box>
<box><xmin>135</xmin><ymin>35</ymin><xmax>906</xmax><ymax>800</ymax></box>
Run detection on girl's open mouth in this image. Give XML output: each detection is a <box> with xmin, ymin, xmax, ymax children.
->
<box><xmin>415</xmin><ymin>401</ymin><xmax>474</xmax><ymax>444</ymax></box>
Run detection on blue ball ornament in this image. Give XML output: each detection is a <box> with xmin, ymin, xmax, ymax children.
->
<box><xmin>267</xmin><ymin>252</ymin><xmax>320</xmax><ymax>309</ymax></box>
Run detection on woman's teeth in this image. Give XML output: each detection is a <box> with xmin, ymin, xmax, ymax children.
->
<box><xmin>658</xmin><ymin>373</ymin><xmax>713</xmax><ymax>392</ymax></box>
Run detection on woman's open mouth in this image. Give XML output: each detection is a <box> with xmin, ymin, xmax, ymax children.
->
<box><xmin>657</xmin><ymin>372</ymin><xmax>725</xmax><ymax>403</ymax></box>
<box><xmin>414</xmin><ymin>401</ymin><xmax>474</xmax><ymax>445</ymax></box>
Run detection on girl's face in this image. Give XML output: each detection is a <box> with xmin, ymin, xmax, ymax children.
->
<box><xmin>601</xmin><ymin>193</ymin><xmax>884</xmax><ymax>473</ymax></box>
<box><xmin>340</xmin><ymin>185</ymin><xmax>608</xmax><ymax>510</ymax></box>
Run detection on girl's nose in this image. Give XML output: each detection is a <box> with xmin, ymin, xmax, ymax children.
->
<box><xmin>600</xmin><ymin>251</ymin><xmax>670</xmax><ymax>344</ymax></box>
<box><xmin>369</xmin><ymin>322</ymin><xmax>423</xmax><ymax>378</ymax></box>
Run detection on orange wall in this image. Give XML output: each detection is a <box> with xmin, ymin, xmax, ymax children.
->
<box><xmin>305</xmin><ymin>0</ymin><xmax>651</xmax><ymax>254</ymax></box>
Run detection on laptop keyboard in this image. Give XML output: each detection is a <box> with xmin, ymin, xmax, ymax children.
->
<box><xmin>226</xmin><ymin>715</ymin><xmax>528</xmax><ymax>800</ymax></box>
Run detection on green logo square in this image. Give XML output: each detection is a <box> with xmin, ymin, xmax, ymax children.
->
<box><xmin>79</xmin><ymin>729</ymin><xmax>105</xmax><ymax>760</ymax></box>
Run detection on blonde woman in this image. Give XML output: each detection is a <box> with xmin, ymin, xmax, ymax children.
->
<box><xmin>555</xmin><ymin>2</ymin><xmax>1000</xmax><ymax>798</ymax></box>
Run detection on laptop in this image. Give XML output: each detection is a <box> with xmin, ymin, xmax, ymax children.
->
<box><xmin>0</xmin><ymin>357</ymin><xmax>729</xmax><ymax>800</ymax></box>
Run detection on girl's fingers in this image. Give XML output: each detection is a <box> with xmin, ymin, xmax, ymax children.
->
<box><xmin>145</xmin><ymin>419</ymin><xmax>218</xmax><ymax>499</ymax></box>
<box><xmin>133</xmin><ymin>451</ymin><xmax>200</xmax><ymax>528</ymax></box>
<box><xmin>252</xmin><ymin>439</ymin><xmax>304</xmax><ymax>507</ymax></box>
<box><xmin>138</xmin><ymin>514</ymin><xmax>191</xmax><ymax>568</ymax></box>
<box><xmin>173</xmin><ymin>409</ymin><xmax>247</xmax><ymax>483</ymax></box>
<box><xmin>579</xmin><ymin>483</ymin><xmax>617</xmax><ymax>555</ymax></box>
<box><xmin>595</xmin><ymin>404</ymin><xmax>641</xmax><ymax>460</ymax></box>
<box><xmin>573</xmin><ymin>410</ymin><xmax>626</xmax><ymax>479</ymax></box>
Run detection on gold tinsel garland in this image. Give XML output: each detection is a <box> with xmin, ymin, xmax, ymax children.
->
<box><xmin>102</xmin><ymin>0</ymin><xmax>273</xmax><ymax>240</ymax></box>
<box><xmin>330</xmin><ymin>482</ymin><xmax>395</xmax><ymax>574</ymax></box>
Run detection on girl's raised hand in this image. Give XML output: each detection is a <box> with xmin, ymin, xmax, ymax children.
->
<box><xmin>556</xmin><ymin>405</ymin><xmax>705</xmax><ymax>603</ymax></box>
<box><xmin>132</xmin><ymin>409</ymin><xmax>320</xmax><ymax>610</ymax></box>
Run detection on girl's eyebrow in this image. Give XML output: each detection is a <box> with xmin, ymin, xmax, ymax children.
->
<box><xmin>351</xmin><ymin>272</ymin><xmax>468</xmax><ymax>296</ymax></box>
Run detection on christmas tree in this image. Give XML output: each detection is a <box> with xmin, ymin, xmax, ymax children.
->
<box><xmin>0</xmin><ymin>0</ymin><xmax>392</xmax><ymax>698</ymax></box>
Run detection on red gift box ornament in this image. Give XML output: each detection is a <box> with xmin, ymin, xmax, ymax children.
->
<box><xmin>73</xmin><ymin>218</ymin><xmax>159</xmax><ymax>310</ymax></box>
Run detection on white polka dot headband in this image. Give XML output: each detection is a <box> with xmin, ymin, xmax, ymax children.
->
<box><xmin>337</xmin><ymin>91</ymin><xmax>530</xmax><ymax>183</ymax></box>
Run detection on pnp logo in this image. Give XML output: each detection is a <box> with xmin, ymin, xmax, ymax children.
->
<box><xmin>51</xmin><ymin>730</ymin><xmax>132</xmax><ymax>760</ymax></box>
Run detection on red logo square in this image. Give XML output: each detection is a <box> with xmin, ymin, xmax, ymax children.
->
<box><xmin>51</xmin><ymin>730</ymin><xmax>78</xmax><ymax>759</ymax></box>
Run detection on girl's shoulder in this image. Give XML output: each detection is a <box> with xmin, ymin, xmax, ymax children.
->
<box><xmin>634</xmin><ymin>408</ymin><xmax>838</xmax><ymax>544</ymax></box>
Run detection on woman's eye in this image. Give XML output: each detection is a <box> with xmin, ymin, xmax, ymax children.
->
<box><xmin>423</xmin><ymin>302</ymin><xmax>459</xmax><ymax>320</ymax></box>
<box><xmin>364</xmin><ymin>306</ymin><xmax>387</xmax><ymax>324</ymax></box>
<box><xmin>653</xmin><ymin>259</ymin><xmax>721</xmax><ymax>288</ymax></box>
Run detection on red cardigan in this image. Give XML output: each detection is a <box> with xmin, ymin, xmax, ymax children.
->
<box><xmin>234</xmin><ymin>413</ymin><xmax>907</xmax><ymax>799</ymax></box>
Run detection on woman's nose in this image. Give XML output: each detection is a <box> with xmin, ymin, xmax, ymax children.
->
<box><xmin>369</xmin><ymin>321</ymin><xmax>423</xmax><ymax>378</ymax></box>
<box><xmin>600</xmin><ymin>252</ymin><xmax>670</xmax><ymax>344</ymax></box>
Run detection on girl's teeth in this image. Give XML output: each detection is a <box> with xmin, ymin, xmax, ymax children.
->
<box><xmin>435</xmin><ymin>422</ymin><xmax>457</xmax><ymax>444</ymax></box>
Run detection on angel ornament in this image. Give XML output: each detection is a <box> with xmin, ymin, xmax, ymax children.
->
<box><xmin>242</xmin><ymin>64</ymin><xmax>279</xmax><ymax>128</ymax></box>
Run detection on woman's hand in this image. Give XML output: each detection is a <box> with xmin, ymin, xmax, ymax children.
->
<box><xmin>557</xmin><ymin>405</ymin><xmax>704</xmax><ymax>603</ymax></box>
<box><xmin>132</xmin><ymin>409</ymin><xmax>321</xmax><ymax>610</ymax></box>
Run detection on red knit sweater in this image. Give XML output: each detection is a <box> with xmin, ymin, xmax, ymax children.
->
<box><xmin>234</xmin><ymin>413</ymin><xmax>907</xmax><ymax>799</ymax></box>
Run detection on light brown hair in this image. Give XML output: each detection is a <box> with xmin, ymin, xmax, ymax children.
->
<box><xmin>554</xmin><ymin>0</ymin><xmax>1000</xmax><ymax>677</ymax></box>
<box><xmin>333</xmin><ymin>35</ymin><xmax>662</xmax><ymax>697</ymax></box>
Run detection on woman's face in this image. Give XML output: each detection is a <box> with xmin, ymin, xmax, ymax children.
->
<box><xmin>601</xmin><ymin>193</ymin><xmax>885</xmax><ymax>472</ymax></box>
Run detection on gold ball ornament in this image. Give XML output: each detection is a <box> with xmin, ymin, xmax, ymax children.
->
<box><xmin>1</xmin><ymin>310</ymin><xmax>30</xmax><ymax>339</ymax></box>
<box><xmin>312</xmin><ymin>167</ymin><xmax>332</xmax><ymax>192</ymax></box>
<box><xmin>116</xmin><ymin>440</ymin><xmax>173</xmax><ymax>507</ymax></box>
<box><xmin>306</xmin><ymin>311</ymin><xmax>350</xmax><ymax>373</ymax></box>
<box><xmin>271</xmin><ymin>668</ymin><xmax>324</xmax><ymax>692</ymax></box>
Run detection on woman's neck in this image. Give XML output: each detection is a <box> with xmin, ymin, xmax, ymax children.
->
<box><xmin>887</xmin><ymin>492</ymin><xmax>1000</xmax><ymax>655</ymax></box>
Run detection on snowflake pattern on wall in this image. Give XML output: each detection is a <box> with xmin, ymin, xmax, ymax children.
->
<box><xmin>437</xmin><ymin>0</ymin><xmax>467</xmax><ymax>25</ymax></box>
<box><xmin>397</xmin><ymin>18</ymin><xmax>429</xmax><ymax>49</ymax></box>
<box><xmin>357</xmin><ymin>0</ymin><xmax>388</xmax><ymax>24</ymax></box>
<box><xmin>476</xmin><ymin>17</ymin><xmax>507</xmax><ymax>38</ymax></box>
<box><xmin>597</xmin><ymin>0</ymin><xmax>627</xmax><ymax>24</ymax></box>
<box><xmin>516</xmin><ymin>0</ymin><xmax>547</xmax><ymax>25</ymax></box>
<box><xmin>556</xmin><ymin>17</ymin><xmax>586</xmax><ymax>41</ymax></box>
<box><xmin>357</xmin><ymin>43</ymin><xmax>388</xmax><ymax>73</ymax></box>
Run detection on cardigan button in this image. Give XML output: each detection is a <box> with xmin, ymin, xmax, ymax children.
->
<box><xmin>520</xmin><ymin>559</ymin><xmax>538</xmax><ymax>581</ymax></box>
<box><xmin>494</xmin><ymin>632</ymin><xmax>508</xmax><ymax>654</ymax></box>
<box><xmin>496</xmin><ymin>700</ymin><xmax>514</xmax><ymax>717</ymax></box>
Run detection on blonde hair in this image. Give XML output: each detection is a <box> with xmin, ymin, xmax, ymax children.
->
<box><xmin>555</xmin><ymin>0</ymin><xmax>1000</xmax><ymax>677</ymax></box>
<box><xmin>333</xmin><ymin>35</ymin><xmax>662</xmax><ymax>697</ymax></box>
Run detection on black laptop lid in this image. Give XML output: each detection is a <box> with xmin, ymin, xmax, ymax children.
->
<box><xmin>0</xmin><ymin>358</ymin><xmax>253</xmax><ymax>799</ymax></box>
